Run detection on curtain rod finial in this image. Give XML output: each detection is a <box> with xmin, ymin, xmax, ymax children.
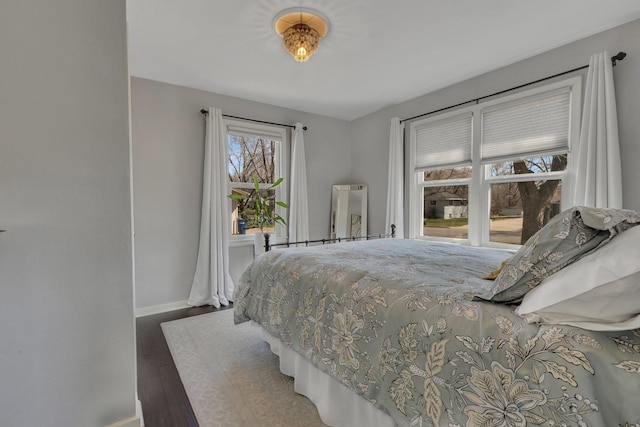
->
<box><xmin>200</xmin><ymin>108</ymin><xmax>209</xmax><ymax>116</ymax></box>
<box><xmin>612</xmin><ymin>51</ymin><xmax>627</xmax><ymax>66</ymax></box>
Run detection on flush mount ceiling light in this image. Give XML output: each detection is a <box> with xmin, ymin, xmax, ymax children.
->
<box><xmin>274</xmin><ymin>8</ymin><xmax>329</xmax><ymax>62</ymax></box>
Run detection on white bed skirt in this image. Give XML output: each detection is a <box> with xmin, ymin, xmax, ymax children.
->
<box><xmin>257</xmin><ymin>324</ymin><xmax>397</xmax><ymax>427</ymax></box>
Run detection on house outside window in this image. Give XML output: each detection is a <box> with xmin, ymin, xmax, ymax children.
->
<box><xmin>226</xmin><ymin>119</ymin><xmax>287</xmax><ymax>243</ymax></box>
<box><xmin>409</xmin><ymin>77</ymin><xmax>581</xmax><ymax>248</ymax></box>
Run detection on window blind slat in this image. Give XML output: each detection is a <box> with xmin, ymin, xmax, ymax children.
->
<box><xmin>481</xmin><ymin>92</ymin><xmax>570</xmax><ymax>162</ymax></box>
<box><xmin>414</xmin><ymin>115</ymin><xmax>472</xmax><ymax>170</ymax></box>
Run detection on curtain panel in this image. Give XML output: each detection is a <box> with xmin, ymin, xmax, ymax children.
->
<box><xmin>385</xmin><ymin>117</ymin><xmax>405</xmax><ymax>238</ymax></box>
<box><xmin>188</xmin><ymin>107</ymin><xmax>234</xmax><ymax>307</ymax></box>
<box><xmin>571</xmin><ymin>51</ymin><xmax>623</xmax><ymax>208</ymax></box>
<box><xmin>288</xmin><ymin>123</ymin><xmax>309</xmax><ymax>244</ymax></box>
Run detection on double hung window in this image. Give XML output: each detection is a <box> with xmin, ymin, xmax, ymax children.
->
<box><xmin>409</xmin><ymin>77</ymin><xmax>581</xmax><ymax>247</ymax></box>
<box><xmin>226</xmin><ymin>120</ymin><xmax>287</xmax><ymax>242</ymax></box>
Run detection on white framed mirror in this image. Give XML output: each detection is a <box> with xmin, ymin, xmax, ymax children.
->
<box><xmin>331</xmin><ymin>184</ymin><xmax>367</xmax><ymax>239</ymax></box>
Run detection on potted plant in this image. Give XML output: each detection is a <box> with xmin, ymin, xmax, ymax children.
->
<box><xmin>228</xmin><ymin>175</ymin><xmax>288</xmax><ymax>254</ymax></box>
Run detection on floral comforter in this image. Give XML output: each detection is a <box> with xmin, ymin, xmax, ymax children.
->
<box><xmin>234</xmin><ymin>239</ymin><xmax>640</xmax><ymax>427</ymax></box>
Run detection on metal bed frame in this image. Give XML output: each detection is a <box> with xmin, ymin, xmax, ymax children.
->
<box><xmin>264</xmin><ymin>224</ymin><xmax>396</xmax><ymax>252</ymax></box>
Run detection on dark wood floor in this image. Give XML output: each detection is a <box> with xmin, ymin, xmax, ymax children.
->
<box><xmin>136</xmin><ymin>304</ymin><xmax>232</xmax><ymax>427</ymax></box>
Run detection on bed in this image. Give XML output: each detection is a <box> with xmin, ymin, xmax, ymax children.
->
<box><xmin>234</xmin><ymin>207</ymin><xmax>640</xmax><ymax>427</ymax></box>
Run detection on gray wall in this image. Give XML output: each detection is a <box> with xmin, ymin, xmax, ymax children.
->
<box><xmin>352</xmin><ymin>17</ymin><xmax>640</xmax><ymax>235</ymax></box>
<box><xmin>0</xmin><ymin>1</ymin><xmax>138</xmax><ymax>426</ymax></box>
<box><xmin>131</xmin><ymin>78</ymin><xmax>351</xmax><ymax>310</ymax></box>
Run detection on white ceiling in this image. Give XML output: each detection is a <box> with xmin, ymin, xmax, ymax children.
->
<box><xmin>127</xmin><ymin>0</ymin><xmax>640</xmax><ymax>121</ymax></box>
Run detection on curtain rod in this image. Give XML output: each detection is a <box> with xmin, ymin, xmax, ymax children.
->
<box><xmin>400</xmin><ymin>51</ymin><xmax>627</xmax><ymax>124</ymax></box>
<box><xmin>200</xmin><ymin>109</ymin><xmax>307</xmax><ymax>131</ymax></box>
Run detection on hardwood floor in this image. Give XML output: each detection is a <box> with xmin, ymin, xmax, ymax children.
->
<box><xmin>136</xmin><ymin>304</ymin><xmax>232</xmax><ymax>427</ymax></box>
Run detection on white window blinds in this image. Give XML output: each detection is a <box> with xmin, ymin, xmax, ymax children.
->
<box><xmin>414</xmin><ymin>113</ymin><xmax>472</xmax><ymax>171</ymax></box>
<box><xmin>227</xmin><ymin>124</ymin><xmax>283</xmax><ymax>142</ymax></box>
<box><xmin>481</xmin><ymin>89</ymin><xmax>571</xmax><ymax>163</ymax></box>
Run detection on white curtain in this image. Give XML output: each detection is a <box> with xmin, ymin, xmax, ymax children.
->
<box><xmin>385</xmin><ymin>117</ymin><xmax>405</xmax><ymax>238</ymax></box>
<box><xmin>188</xmin><ymin>107</ymin><xmax>234</xmax><ymax>307</ymax></box>
<box><xmin>571</xmin><ymin>51</ymin><xmax>623</xmax><ymax>208</ymax></box>
<box><xmin>288</xmin><ymin>123</ymin><xmax>309</xmax><ymax>244</ymax></box>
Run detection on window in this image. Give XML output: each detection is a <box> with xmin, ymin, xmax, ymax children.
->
<box><xmin>409</xmin><ymin>77</ymin><xmax>581</xmax><ymax>247</ymax></box>
<box><xmin>226</xmin><ymin>119</ymin><xmax>287</xmax><ymax>241</ymax></box>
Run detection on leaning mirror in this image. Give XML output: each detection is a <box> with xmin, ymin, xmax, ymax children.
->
<box><xmin>331</xmin><ymin>184</ymin><xmax>367</xmax><ymax>239</ymax></box>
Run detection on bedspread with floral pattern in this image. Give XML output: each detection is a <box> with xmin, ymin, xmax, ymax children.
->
<box><xmin>234</xmin><ymin>239</ymin><xmax>640</xmax><ymax>427</ymax></box>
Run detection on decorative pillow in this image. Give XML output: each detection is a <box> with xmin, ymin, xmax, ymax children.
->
<box><xmin>515</xmin><ymin>224</ymin><xmax>640</xmax><ymax>331</ymax></box>
<box><xmin>483</xmin><ymin>206</ymin><xmax>640</xmax><ymax>303</ymax></box>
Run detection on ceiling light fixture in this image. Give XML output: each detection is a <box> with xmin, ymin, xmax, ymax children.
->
<box><xmin>274</xmin><ymin>8</ymin><xmax>329</xmax><ymax>62</ymax></box>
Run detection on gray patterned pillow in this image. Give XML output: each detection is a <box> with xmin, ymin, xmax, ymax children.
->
<box><xmin>484</xmin><ymin>206</ymin><xmax>640</xmax><ymax>303</ymax></box>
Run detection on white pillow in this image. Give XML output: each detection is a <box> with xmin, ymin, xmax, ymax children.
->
<box><xmin>515</xmin><ymin>224</ymin><xmax>640</xmax><ymax>331</ymax></box>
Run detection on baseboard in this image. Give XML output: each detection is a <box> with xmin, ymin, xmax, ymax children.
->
<box><xmin>105</xmin><ymin>415</ymin><xmax>142</xmax><ymax>427</ymax></box>
<box><xmin>136</xmin><ymin>398</ymin><xmax>145</xmax><ymax>426</ymax></box>
<box><xmin>103</xmin><ymin>397</ymin><xmax>144</xmax><ymax>427</ymax></box>
<box><xmin>135</xmin><ymin>300</ymin><xmax>189</xmax><ymax>318</ymax></box>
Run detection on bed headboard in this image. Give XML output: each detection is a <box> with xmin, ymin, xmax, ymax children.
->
<box><xmin>265</xmin><ymin>224</ymin><xmax>396</xmax><ymax>252</ymax></box>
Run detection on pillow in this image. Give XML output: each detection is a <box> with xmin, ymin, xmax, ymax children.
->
<box><xmin>484</xmin><ymin>206</ymin><xmax>640</xmax><ymax>303</ymax></box>
<box><xmin>515</xmin><ymin>224</ymin><xmax>640</xmax><ymax>331</ymax></box>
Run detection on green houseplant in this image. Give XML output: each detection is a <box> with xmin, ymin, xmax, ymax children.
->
<box><xmin>228</xmin><ymin>175</ymin><xmax>288</xmax><ymax>251</ymax></box>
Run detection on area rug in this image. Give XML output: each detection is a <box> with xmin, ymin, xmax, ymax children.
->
<box><xmin>161</xmin><ymin>309</ymin><xmax>327</xmax><ymax>427</ymax></box>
